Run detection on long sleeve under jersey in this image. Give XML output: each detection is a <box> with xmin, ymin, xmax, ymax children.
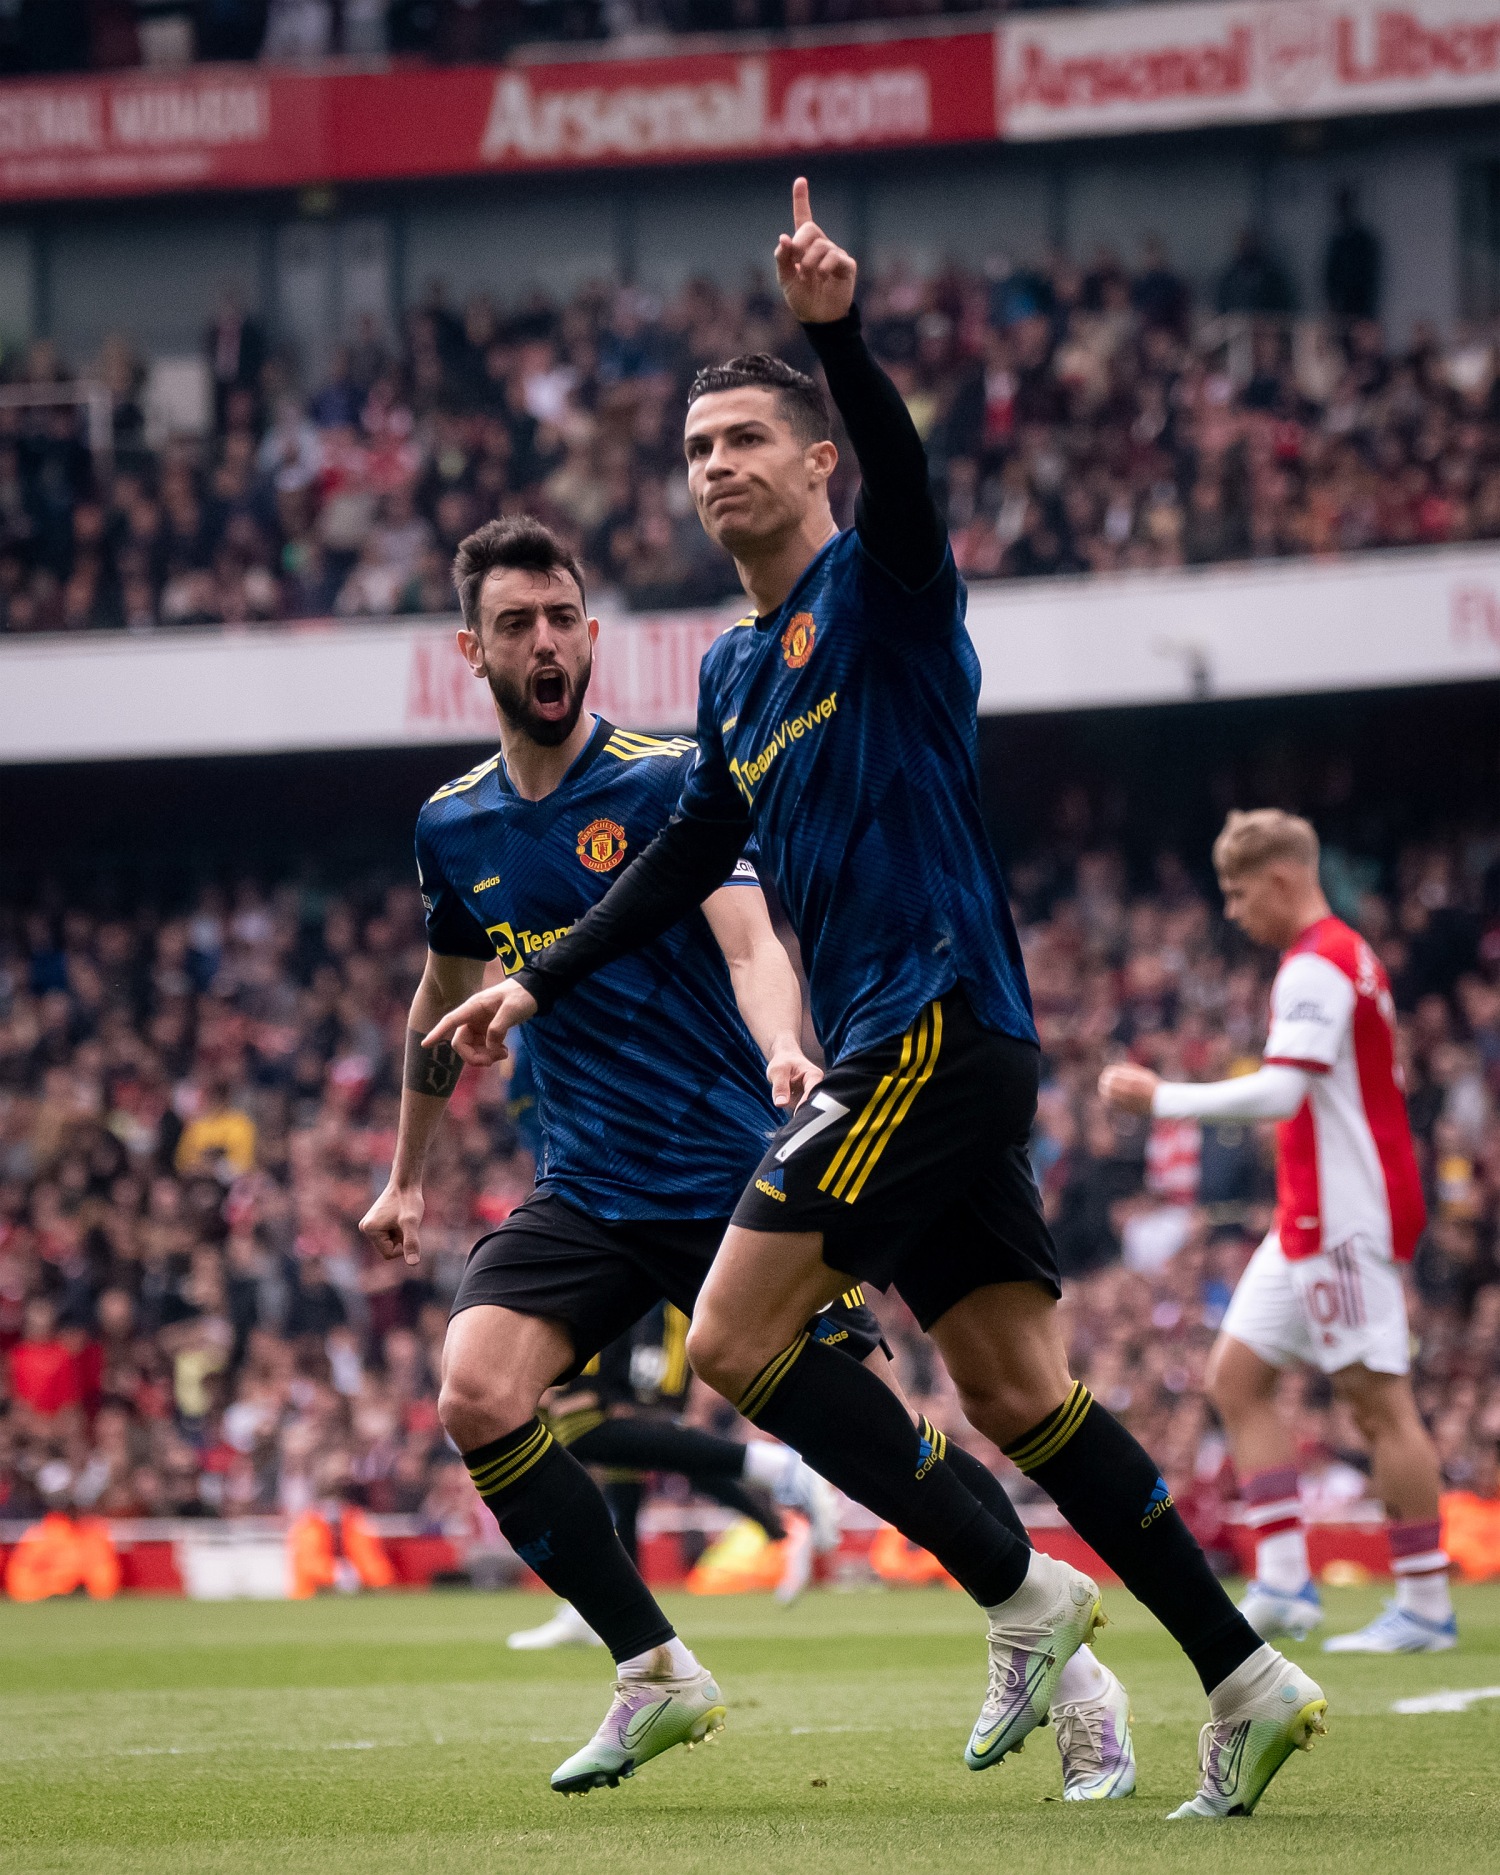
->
<box><xmin>1151</xmin><ymin>1063</ymin><xmax>1312</xmax><ymax>1123</ymax></box>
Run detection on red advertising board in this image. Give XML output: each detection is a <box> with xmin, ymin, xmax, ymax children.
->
<box><xmin>3</xmin><ymin>4</ymin><xmax>1500</xmax><ymax>203</ymax></box>
<box><xmin>998</xmin><ymin>0</ymin><xmax>1500</xmax><ymax>140</ymax></box>
<box><xmin>0</xmin><ymin>33</ymin><xmax>999</xmax><ymax>203</ymax></box>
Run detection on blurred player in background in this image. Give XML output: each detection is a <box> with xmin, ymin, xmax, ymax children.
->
<box><xmin>507</xmin><ymin>1300</ymin><xmax>841</xmax><ymax>1646</ymax></box>
<box><xmin>1102</xmin><ymin>809</ymin><xmax>1455</xmax><ymax>1655</ymax></box>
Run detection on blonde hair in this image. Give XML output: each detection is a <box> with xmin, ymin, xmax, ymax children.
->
<box><xmin>1212</xmin><ymin>809</ymin><xmax>1320</xmax><ymax>879</ymax></box>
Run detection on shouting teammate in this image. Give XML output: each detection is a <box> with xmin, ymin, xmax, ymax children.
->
<box><xmin>1101</xmin><ymin>809</ymin><xmax>1455</xmax><ymax>1654</ymax></box>
<box><xmin>367</xmin><ymin>516</ymin><xmax>1131</xmax><ymax>1801</ymax></box>
<box><xmin>428</xmin><ymin>185</ymin><xmax>1321</xmax><ymax>1817</ymax></box>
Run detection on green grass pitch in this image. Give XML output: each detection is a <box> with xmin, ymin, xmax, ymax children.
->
<box><xmin>1</xmin><ymin>1582</ymin><xmax>1498</xmax><ymax>1875</ymax></box>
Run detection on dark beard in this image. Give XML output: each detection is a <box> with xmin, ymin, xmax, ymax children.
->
<box><xmin>487</xmin><ymin>653</ymin><xmax>592</xmax><ymax>748</ymax></box>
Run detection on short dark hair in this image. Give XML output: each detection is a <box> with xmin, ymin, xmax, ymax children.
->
<box><xmin>687</xmin><ymin>354</ymin><xmax>830</xmax><ymax>446</ymax></box>
<box><xmin>452</xmin><ymin>515</ymin><xmax>587</xmax><ymax>630</ymax></box>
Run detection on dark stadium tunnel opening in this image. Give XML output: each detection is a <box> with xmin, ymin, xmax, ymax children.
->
<box><xmin>2</xmin><ymin>680</ymin><xmax>1496</xmax><ymax>915</ymax></box>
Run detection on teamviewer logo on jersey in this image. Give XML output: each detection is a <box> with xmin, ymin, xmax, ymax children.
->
<box><xmin>487</xmin><ymin>922</ymin><xmax>522</xmax><ymax>973</ymax></box>
<box><xmin>576</xmin><ymin>818</ymin><xmax>627</xmax><ymax>873</ymax></box>
<box><xmin>781</xmin><ymin>611</ymin><xmax>816</xmax><ymax>668</ymax></box>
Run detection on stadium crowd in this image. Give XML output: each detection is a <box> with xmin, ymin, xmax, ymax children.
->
<box><xmin>2</xmin><ymin>805</ymin><xmax>1496</xmax><ymax>1549</ymax></box>
<box><xmin>2</xmin><ymin>224</ymin><xmax>1495</xmax><ymax>634</ymax></box>
<box><xmin>8</xmin><ymin>0</ymin><xmax>1029</xmax><ymax>75</ymax></box>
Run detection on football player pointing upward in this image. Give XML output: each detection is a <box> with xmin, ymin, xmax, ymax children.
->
<box><xmin>431</xmin><ymin>181</ymin><xmax>1326</xmax><ymax>1816</ymax></box>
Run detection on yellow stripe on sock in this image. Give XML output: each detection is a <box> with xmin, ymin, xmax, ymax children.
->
<box><xmin>918</xmin><ymin>1417</ymin><xmax>948</xmax><ymax>1464</ymax></box>
<box><xmin>467</xmin><ymin>1423</ymin><xmax>554</xmax><ymax>1495</ymax></box>
<box><xmin>544</xmin><ymin>1406</ymin><xmax>607</xmax><ymax>1449</ymax></box>
<box><xmin>660</xmin><ymin>1305</ymin><xmax>691</xmax><ymax>1397</ymax></box>
<box><xmin>738</xmin><ymin>1333</ymin><xmax>810</xmax><ymax>1423</ymax></box>
<box><xmin>841</xmin><ymin>1002</ymin><xmax>944</xmax><ymax>1203</ymax></box>
<box><xmin>1005</xmin><ymin>1383</ymin><xmax>1093</xmax><ymax>1474</ymax></box>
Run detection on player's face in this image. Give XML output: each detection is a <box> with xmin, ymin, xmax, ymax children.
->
<box><xmin>467</xmin><ymin>566</ymin><xmax>597</xmax><ymax>747</ymax></box>
<box><xmin>684</xmin><ymin>388</ymin><xmax>831</xmax><ymax>553</ymax></box>
<box><xmin>1219</xmin><ymin>862</ymin><xmax>1298</xmax><ymax>948</ymax></box>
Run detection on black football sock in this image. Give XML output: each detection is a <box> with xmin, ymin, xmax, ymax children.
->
<box><xmin>569</xmin><ymin>1417</ymin><xmax>755</xmax><ymax>1481</ymax></box>
<box><xmin>464</xmin><ymin>1419</ymin><xmax>675</xmax><ymax>1663</ymax></box>
<box><xmin>602</xmin><ymin>1478</ymin><xmax>644</xmax><ymax>1565</ymax></box>
<box><xmin>1005</xmin><ymin>1383</ymin><xmax>1261</xmax><ymax>1693</ymax></box>
<box><xmin>571</xmin><ymin>1416</ymin><xmax>789</xmax><ymax>1539</ymax></box>
<box><xmin>698</xmin><ymin>1475</ymin><xmax>788</xmax><ymax>1543</ymax></box>
<box><xmin>940</xmin><ymin>1441</ymin><xmax>1033</xmax><ymax>1550</ymax></box>
<box><xmin>738</xmin><ymin>1335</ymin><xmax>1031</xmax><ymax>1605</ymax></box>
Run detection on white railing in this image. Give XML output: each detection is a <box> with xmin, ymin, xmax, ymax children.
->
<box><xmin>2</xmin><ymin>543</ymin><xmax>1499</xmax><ymax>763</ymax></box>
<box><xmin>0</xmin><ymin>380</ymin><xmax>114</xmax><ymax>463</ymax></box>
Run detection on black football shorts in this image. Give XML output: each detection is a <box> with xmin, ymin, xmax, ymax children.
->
<box><xmin>451</xmin><ymin>1190</ymin><xmax>885</xmax><ymax>1384</ymax></box>
<box><xmin>730</xmin><ymin>989</ymin><xmax>1062</xmax><ymax>1329</ymax></box>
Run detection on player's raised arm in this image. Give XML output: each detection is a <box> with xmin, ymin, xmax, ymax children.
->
<box><xmin>777</xmin><ymin>177</ymin><xmax>947</xmax><ymax>592</ymax></box>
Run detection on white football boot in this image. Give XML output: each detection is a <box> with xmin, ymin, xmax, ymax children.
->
<box><xmin>1323</xmin><ymin>1603</ymin><xmax>1457</xmax><ymax>1653</ymax></box>
<box><xmin>551</xmin><ymin>1661</ymin><xmax>726</xmax><ymax>1794</ymax></box>
<box><xmin>1238</xmin><ymin>1579</ymin><xmax>1325</xmax><ymax>1641</ymax></box>
<box><xmin>965</xmin><ymin>1551</ymin><xmax>1105</xmax><ymax>1771</ymax></box>
<box><xmin>507</xmin><ymin>1601</ymin><xmax>606</xmax><ymax>1651</ymax></box>
<box><xmin>1168</xmin><ymin>1645</ymin><xmax>1327</xmax><ymax>1819</ymax></box>
<box><xmin>1054</xmin><ymin>1656</ymin><xmax>1137</xmax><ymax>1801</ymax></box>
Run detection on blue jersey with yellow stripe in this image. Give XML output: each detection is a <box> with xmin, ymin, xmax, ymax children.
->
<box><xmin>677</xmin><ymin>529</ymin><xmax>1037</xmax><ymax>1066</ymax></box>
<box><xmin>416</xmin><ymin>715</ymin><xmax>778</xmax><ymax>1221</ymax></box>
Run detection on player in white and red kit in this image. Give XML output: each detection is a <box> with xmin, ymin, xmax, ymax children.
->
<box><xmin>1102</xmin><ymin>809</ymin><xmax>1456</xmax><ymax>1654</ymax></box>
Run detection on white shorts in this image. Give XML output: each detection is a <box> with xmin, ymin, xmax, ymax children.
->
<box><xmin>1220</xmin><ymin>1233</ymin><xmax>1411</xmax><ymax>1376</ymax></box>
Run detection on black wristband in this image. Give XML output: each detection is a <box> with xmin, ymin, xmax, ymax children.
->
<box><xmin>513</xmin><ymin>966</ymin><xmax>559</xmax><ymax>1016</ymax></box>
<box><xmin>403</xmin><ymin>1027</ymin><xmax>461</xmax><ymax>1098</ymax></box>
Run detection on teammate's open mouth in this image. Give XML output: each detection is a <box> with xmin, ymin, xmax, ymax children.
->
<box><xmin>532</xmin><ymin>669</ymin><xmax>568</xmax><ymax>717</ymax></box>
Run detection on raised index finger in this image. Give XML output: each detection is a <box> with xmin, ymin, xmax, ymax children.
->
<box><xmin>791</xmin><ymin>176</ymin><xmax>812</xmax><ymax>229</ymax></box>
<box><xmin>422</xmin><ymin>1007</ymin><xmax>465</xmax><ymax>1048</ymax></box>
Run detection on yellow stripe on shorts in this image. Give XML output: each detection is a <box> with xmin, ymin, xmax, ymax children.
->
<box><xmin>819</xmin><ymin>1003</ymin><xmax>944</xmax><ymax>1205</ymax></box>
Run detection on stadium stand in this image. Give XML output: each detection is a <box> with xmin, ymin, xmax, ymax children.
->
<box><xmin>0</xmin><ymin>251</ymin><xmax>1496</xmax><ymax>633</ymax></box>
<box><xmin>1</xmin><ymin>0</ymin><xmax>1031</xmax><ymax>72</ymax></box>
<box><xmin>2</xmin><ymin>790</ymin><xmax>1496</xmax><ymax>1544</ymax></box>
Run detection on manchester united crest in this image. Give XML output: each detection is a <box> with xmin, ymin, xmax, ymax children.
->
<box><xmin>576</xmin><ymin>818</ymin><xmax>627</xmax><ymax>873</ymax></box>
<box><xmin>781</xmin><ymin>611</ymin><xmax>816</xmax><ymax>669</ymax></box>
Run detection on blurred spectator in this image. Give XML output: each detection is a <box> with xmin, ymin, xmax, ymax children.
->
<box><xmin>1216</xmin><ymin>229</ymin><xmax>1296</xmax><ymax>316</ymax></box>
<box><xmin>1</xmin><ymin>796</ymin><xmax>1496</xmax><ymax>1528</ymax></box>
<box><xmin>13</xmin><ymin>238</ymin><xmax>1500</xmax><ymax>635</ymax></box>
<box><xmin>1325</xmin><ymin>186</ymin><xmax>1382</xmax><ymax>324</ymax></box>
<box><xmin>206</xmin><ymin>290</ymin><xmax>267</xmax><ymax>433</ymax></box>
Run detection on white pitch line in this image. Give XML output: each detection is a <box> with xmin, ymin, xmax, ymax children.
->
<box><xmin>1391</xmin><ymin>1686</ymin><xmax>1500</xmax><ymax>1715</ymax></box>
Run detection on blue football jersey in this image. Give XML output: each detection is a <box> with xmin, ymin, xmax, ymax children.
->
<box><xmin>415</xmin><ymin>716</ymin><xmax>778</xmax><ymax>1221</ymax></box>
<box><xmin>677</xmin><ymin>530</ymin><xmax>1037</xmax><ymax>1065</ymax></box>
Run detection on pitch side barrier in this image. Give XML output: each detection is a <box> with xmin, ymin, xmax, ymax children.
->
<box><xmin>0</xmin><ymin>1501</ymin><xmax>1394</xmax><ymax>1598</ymax></box>
<box><xmin>1</xmin><ymin>544</ymin><xmax>1498</xmax><ymax>764</ymax></box>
